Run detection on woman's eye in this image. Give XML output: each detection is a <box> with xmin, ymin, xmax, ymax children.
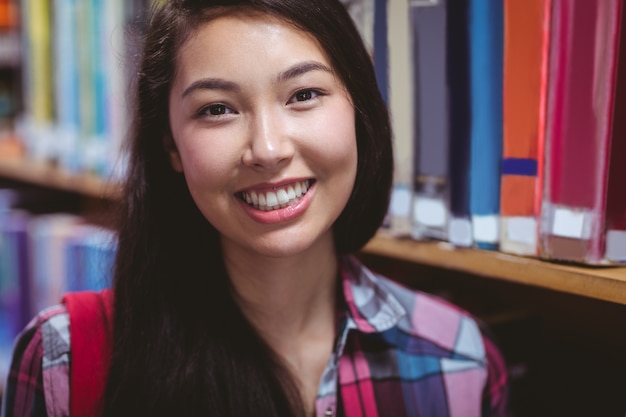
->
<box><xmin>289</xmin><ymin>89</ymin><xmax>321</xmax><ymax>104</ymax></box>
<box><xmin>207</xmin><ymin>104</ymin><xmax>232</xmax><ymax>115</ymax></box>
<box><xmin>196</xmin><ymin>103</ymin><xmax>235</xmax><ymax>118</ymax></box>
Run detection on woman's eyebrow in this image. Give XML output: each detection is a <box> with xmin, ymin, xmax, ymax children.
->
<box><xmin>275</xmin><ymin>61</ymin><xmax>333</xmax><ymax>84</ymax></box>
<box><xmin>181</xmin><ymin>61</ymin><xmax>332</xmax><ymax>98</ymax></box>
<box><xmin>182</xmin><ymin>78</ymin><xmax>240</xmax><ymax>98</ymax></box>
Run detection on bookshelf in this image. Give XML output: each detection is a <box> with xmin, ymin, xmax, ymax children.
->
<box><xmin>364</xmin><ymin>234</ymin><xmax>626</xmax><ymax>305</ymax></box>
<box><xmin>0</xmin><ymin>157</ymin><xmax>120</xmax><ymax>199</ymax></box>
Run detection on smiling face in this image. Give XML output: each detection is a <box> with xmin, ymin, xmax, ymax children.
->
<box><xmin>167</xmin><ymin>13</ymin><xmax>358</xmax><ymax>260</ymax></box>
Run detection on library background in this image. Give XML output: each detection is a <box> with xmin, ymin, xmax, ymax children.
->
<box><xmin>1</xmin><ymin>0</ymin><xmax>625</xmax><ymax>416</ymax></box>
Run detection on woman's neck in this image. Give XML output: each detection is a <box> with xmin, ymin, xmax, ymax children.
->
<box><xmin>223</xmin><ymin>238</ymin><xmax>339</xmax><ymax>344</ymax></box>
<box><xmin>222</xmin><ymin>236</ymin><xmax>340</xmax><ymax>414</ymax></box>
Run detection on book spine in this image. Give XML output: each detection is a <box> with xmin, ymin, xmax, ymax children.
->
<box><xmin>26</xmin><ymin>0</ymin><xmax>53</xmax><ymax>125</ymax></box>
<box><xmin>53</xmin><ymin>0</ymin><xmax>81</xmax><ymax>171</ymax></box>
<box><xmin>90</xmin><ymin>0</ymin><xmax>109</xmax><ymax>175</ymax></box>
<box><xmin>540</xmin><ymin>0</ymin><xmax>622</xmax><ymax>264</ymax></box>
<box><xmin>468</xmin><ymin>0</ymin><xmax>504</xmax><ymax>250</ymax></box>
<box><xmin>409</xmin><ymin>0</ymin><xmax>449</xmax><ymax>241</ymax></box>
<box><xmin>499</xmin><ymin>0</ymin><xmax>551</xmax><ymax>255</ymax></box>
<box><xmin>446</xmin><ymin>0</ymin><xmax>472</xmax><ymax>247</ymax></box>
<box><xmin>604</xmin><ymin>4</ymin><xmax>626</xmax><ymax>263</ymax></box>
<box><xmin>105</xmin><ymin>0</ymin><xmax>129</xmax><ymax>179</ymax></box>
<box><xmin>75</xmin><ymin>0</ymin><xmax>94</xmax><ymax>171</ymax></box>
<box><xmin>386</xmin><ymin>0</ymin><xmax>414</xmax><ymax>236</ymax></box>
<box><xmin>20</xmin><ymin>0</ymin><xmax>56</xmax><ymax>160</ymax></box>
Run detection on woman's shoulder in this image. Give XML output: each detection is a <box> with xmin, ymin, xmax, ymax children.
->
<box><xmin>14</xmin><ymin>303</ymin><xmax>71</xmax><ymax>369</ymax></box>
<box><xmin>344</xmin><ymin>257</ymin><xmax>489</xmax><ymax>361</ymax></box>
<box><xmin>2</xmin><ymin>304</ymin><xmax>70</xmax><ymax>417</ymax></box>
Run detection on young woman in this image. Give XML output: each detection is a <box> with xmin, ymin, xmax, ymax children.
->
<box><xmin>2</xmin><ymin>0</ymin><xmax>508</xmax><ymax>416</ymax></box>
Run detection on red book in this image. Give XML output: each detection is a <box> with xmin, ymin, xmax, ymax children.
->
<box><xmin>500</xmin><ymin>0</ymin><xmax>551</xmax><ymax>255</ymax></box>
<box><xmin>539</xmin><ymin>0</ymin><xmax>623</xmax><ymax>264</ymax></box>
<box><xmin>605</xmin><ymin>5</ymin><xmax>626</xmax><ymax>263</ymax></box>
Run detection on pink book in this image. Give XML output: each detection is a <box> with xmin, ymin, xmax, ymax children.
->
<box><xmin>539</xmin><ymin>0</ymin><xmax>623</xmax><ymax>264</ymax></box>
<box><xmin>605</xmin><ymin>5</ymin><xmax>626</xmax><ymax>263</ymax></box>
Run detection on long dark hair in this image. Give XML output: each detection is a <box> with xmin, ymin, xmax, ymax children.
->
<box><xmin>103</xmin><ymin>0</ymin><xmax>393</xmax><ymax>415</ymax></box>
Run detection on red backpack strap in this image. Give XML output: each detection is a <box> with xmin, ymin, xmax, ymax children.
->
<box><xmin>62</xmin><ymin>289</ymin><xmax>114</xmax><ymax>417</ymax></box>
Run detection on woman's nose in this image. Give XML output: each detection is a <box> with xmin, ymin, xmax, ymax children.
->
<box><xmin>241</xmin><ymin>110</ymin><xmax>294</xmax><ymax>171</ymax></box>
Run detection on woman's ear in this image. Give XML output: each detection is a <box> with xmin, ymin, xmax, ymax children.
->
<box><xmin>164</xmin><ymin>133</ymin><xmax>184</xmax><ymax>172</ymax></box>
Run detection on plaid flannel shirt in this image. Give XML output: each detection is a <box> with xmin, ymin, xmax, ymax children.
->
<box><xmin>2</xmin><ymin>256</ymin><xmax>508</xmax><ymax>417</ymax></box>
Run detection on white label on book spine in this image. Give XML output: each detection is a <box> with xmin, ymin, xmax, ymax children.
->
<box><xmin>389</xmin><ymin>185</ymin><xmax>412</xmax><ymax>217</ymax></box>
<box><xmin>449</xmin><ymin>217</ymin><xmax>473</xmax><ymax>247</ymax></box>
<box><xmin>506</xmin><ymin>217</ymin><xmax>537</xmax><ymax>246</ymax></box>
<box><xmin>552</xmin><ymin>208</ymin><xmax>585</xmax><ymax>239</ymax></box>
<box><xmin>413</xmin><ymin>196</ymin><xmax>446</xmax><ymax>227</ymax></box>
<box><xmin>605</xmin><ymin>230</ymin><xmax>626</xmax><ymax>262</ymax></box>
<box><xmin>472</xmin><ymin>215</ymin><xmax>499</xmax><ymax>243</ymax></box>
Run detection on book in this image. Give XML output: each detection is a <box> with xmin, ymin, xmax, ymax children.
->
<box><xmin>0</xmin><ymin>205</ymin><xmax>28</xmax><ymax>388</ymax></box>
<box><xmin>53</xmin><ymin>0</ymin><xmax>81</xmax><ymax>171</ymax></box>
<box><xmin>0</xmin><ymin>209</ymin><xmax>32</xmax><ymax>337</ymax></box>
<box><xmin>104</xmin><ymin>0</ymin><xmax>130</xmax><ymax>180</ymax></box>
<box><xmin>65</xmin><ymin>223</ymin><xmax>116</xmax><ymax>292</ymax></box>
<box><xmin>539</xmin><ymin>0</ymin><xmax>623</xmax><ymax>264</ymax></box>
<box><xmin>409</xmin><ymin>0</ymin><xmax>449</xmax><ymax>241</ymax></box>
<box><xmin>468</xmin><ymin>0</ymin><xmax>504</xmax><ymax>250</ymax></box>
<box><xmin>604</xmin><ymin>4</ymin><xmax>626</xmax><ymax>263</ymax></box>
<box><xmin>19</xmin><ymin>0</ymin><xmax>56</xmax><ymax>161</ymax></box>
<box><xmin>385</xmin><ymin>0</ymin><xmax>414</xmax><ymax>236</ymax></box>
<box><xmin>27</xmin><ymin>213</ymin><xmax>83</xmax><ymax>316</ymax></box>
<box><xmin>499</xmin><ymin>0</ymin><xmax>551</xmax><ymax>256</ymax></box>
<box><xmin>0</xmin><ymin>0</ymin><xmax>19</xmax><ymax>31</ymax></box>
<box><xmin>446</xmin><ymin>0</ymin><xmax>473</xmax><ymax>247</ymax></box>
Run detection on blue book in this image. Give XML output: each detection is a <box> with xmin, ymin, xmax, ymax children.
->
<box><xmin>53</xmin><ymin>0</ymin><xmax>81</xmax><ymax>171</ymax></box>
<box><xmin>84</xmin><ymin>228</ymin><xmax>116</xmax><ymax>291</ymax></box>
<box><xmin>64</xmin><ymin>224</ymin><xmax>90</xmax><ymax>292</ymax></box>
<box><xmin>0</xmin><ymin>210</ymin><xmax>32</xmax><ymax>336</ymax></box>
<box><xmin>373</xmin><ymin>0</ymin><xmax>388</xmax><ymax>104</ymax></box>
<box><xmin>468</xmin><ymin>0</ymin><xmax>504</xmax><ymax>250</ymax></box>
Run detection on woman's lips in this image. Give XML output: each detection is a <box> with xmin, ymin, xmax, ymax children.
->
<box><xmin>236</xmin><ymin>179</ymin><xmax>316</xmax><ymax>224</ymax></box>
<box><xmin>237</xmin><ymin>179</ymin><xmax>313</xmax><ymax>211</ymax></box>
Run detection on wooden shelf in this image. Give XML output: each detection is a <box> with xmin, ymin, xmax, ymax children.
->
<box><xmin>363</xmin><ymin>235</ymin><xmax>626</xmax><ymax>306</ymax></box>
<box><xmin>0</xmin><ymin>157</ymin><xmax>120</xmax><ymax>199</ymax></box>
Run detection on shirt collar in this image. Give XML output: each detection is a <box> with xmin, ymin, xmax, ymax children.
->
<box><xmin>340</xmin><ymin>255</ymin><xmax>406</xmax><ymax>334</ymax></box>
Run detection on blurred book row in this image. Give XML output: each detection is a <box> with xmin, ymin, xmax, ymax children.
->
<box><xmin>0</xmin><ymin>187</ymin><xmax>116</xmax><ymax>388</ymax></box>
<box><xmin>0</xmin><ymin>0</ymin><xmax>152</xmax><ymax>179</ymax></box>
<box><xmin>1</xmin><ymin>0</ymin><xmax>624</xmax><ymax>267</ymax></box>
<box><xmin>383</xmin><ymin>0</ymin><xmax>626</xmax><ymax>265</ymax></box>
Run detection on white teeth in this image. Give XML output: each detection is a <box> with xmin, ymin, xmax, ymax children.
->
<box><xmin>240</xmin><ymin>180</ymin><xmax>312</xmax><ymax>211</ymax></box>
<box><xmin>266</xmin><ymin>191</ymin><xmax>278</xmax><ymax>207</ymax></box>
<box><xmin>277</xmin><ymin>189</ymin><xmax>289</xmax><ymax>205</ymax></box>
